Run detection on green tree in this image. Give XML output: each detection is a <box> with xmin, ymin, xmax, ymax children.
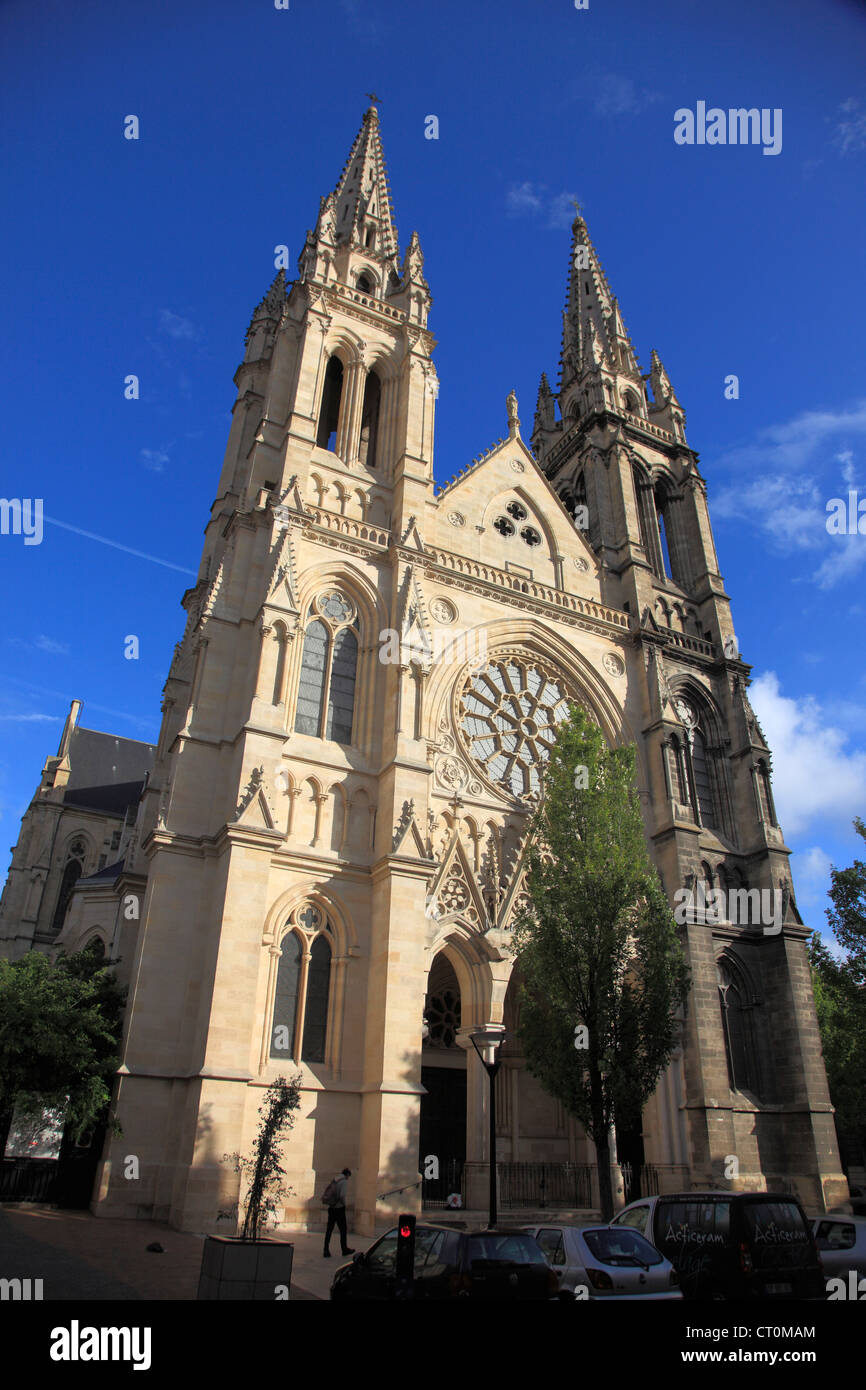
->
<box><xmin>0</xmin><ymin>941</ymin><xmax>126</xmax><ymax>1142</ymax></box>
<box><xmin>510</xmin><ymin>705</ymin><xmax>690</xmax><ymax>1219</ymax></box>
<box><xmin>825</xmin><ymin>817</ymin><xmax>866</xmax><ymax>982</ymax></box>
<box><xmin>223</xmin><ymin>1075</ymin><xmax>303</xmax><ymax>1241</ymax></box>
<box><xmin>809</xmin><ymin>935</ymin><xmax>866</xmax><ymax>1159</ymax></box>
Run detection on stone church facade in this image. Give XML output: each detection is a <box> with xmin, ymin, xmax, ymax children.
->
<box><xmin>1</xmin><ymin>104</ymin><xmax>847</xmax><ymax>1232</ymax></box>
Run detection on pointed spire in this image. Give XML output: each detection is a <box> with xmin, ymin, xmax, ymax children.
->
<box><xmin>534</xmin><ymin>373</ymin><xmax>554</xmax><ymax>432</ymax></box>
<box><xmin>649</xmin><ymin>349</ymin><xmax>681</xmax><ymax>407</ymax></box>
<box><xmin>402</xmin><ymin>230</ymin><xmax>428</xmax><ymax>289</ymax></box>
<box><xmin>560</xmin><ymin>212</ymin><xmax>641</xmax><ymax>390</ymax></box>
<box><xmin>331</xmin><ymin>102</ymin><xmax>399</xmax><ymax>258</ymax></box>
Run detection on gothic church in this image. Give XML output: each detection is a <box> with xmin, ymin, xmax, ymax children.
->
<box><xmin>0</xmin><ymin>104</ymin><xmax>846</xmax><ymax>1232</ymax></box>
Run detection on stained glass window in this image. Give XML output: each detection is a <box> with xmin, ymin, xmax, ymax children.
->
<box><xmin>294</xmin><ymin>620</ymin><xmax>329</xmax><ymax>736</ymax></box>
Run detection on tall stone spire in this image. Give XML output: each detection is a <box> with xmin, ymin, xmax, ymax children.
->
<box><xmin>331</xmin><ymin>101</ymin><xmax>399</xmax><ymax>259</ymax></box>
<box><xmin>560</xmin><ymin>212</ymin><xmax>642</xmax><ymax>396</ymax></box>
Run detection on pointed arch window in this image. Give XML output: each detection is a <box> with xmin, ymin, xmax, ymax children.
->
<box><xmin>756</xmin><ymin>759</ymin><xmax>777</xmax><ymax>826</ymax></box>
<box><xmin>294</xmin><ymin>590</ymin><xmax>359</xmax><ymax>745</ymax></box>
<box><xmin>270</xmin><ymin>904</ymin><xmax>334</xmax><ymax>1065</ymax></box>
<box><xmin>690</xmin><ymin>727</ymin><xmax>717</xmax><ymax>829</ymax></box>
<box><xmin>717</xmin><ymin>958</ymin><xmax>761</xmax><ymax>1096</ymax></box>
<box><xmin>316</xmin><ymin>355</ymin><xmax>344</xmax><ymax>452</ymax></box>
<box><xmin>358</xmin><ymin>369</ymin><xmax>381</xmax><ymax>470</ymax></box>
<box><xmin>52</xmin><ymin>837</ymin><xmax>87</xmax><ymax>931</ymax></box>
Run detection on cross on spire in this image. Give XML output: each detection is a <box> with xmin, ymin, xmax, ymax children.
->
<box><xmin>366</xmin><ymin>92</ymin><xmax>380</xmax><ymax>106</ymax></box>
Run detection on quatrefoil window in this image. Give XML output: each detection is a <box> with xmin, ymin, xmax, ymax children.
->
<box><xmin>521</xmin><ymin>526</ymin><xmax>541</xmax><ymax>547</ymax></box>
<box><xmin>494</xmin><ymin>517</ymin><xmax>515</xmax><ymax>537</ymax></box>
<box><xmin>506</xmin><ymin>501</ymin><xmax>527</xmax><ymax>521</ymax></box>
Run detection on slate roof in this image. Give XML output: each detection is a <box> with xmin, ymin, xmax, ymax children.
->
<box><xmin>60</xmin><ymin>726</ymin><xmax>155</xmax><ymax>817</ymax></box>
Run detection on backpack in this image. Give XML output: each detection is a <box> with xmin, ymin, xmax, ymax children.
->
<box><xmin>321</xmin><ymin>1178</ymin><xmax>340</xmax><ymax>1207</ymax></box>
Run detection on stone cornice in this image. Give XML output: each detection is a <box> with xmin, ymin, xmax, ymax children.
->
<box><xmin>417</xmin><ymin>546</ymin><xmax>629</xmax><ymax>640</ymax></box>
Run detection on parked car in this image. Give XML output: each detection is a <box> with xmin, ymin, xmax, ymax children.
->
<box><xmin>610</xmin><ymin>1191</ymin><xmax>825</xmax><ymax>1300</ymax></box>
<box><xmin>523</xmin><ymin>1222</ymin><xmax>682</xmax><ymax>1299</ymax></box>
<box><xmin>813</xmin><ymin>1213</ymin><xmax>866</xmax><ymax>1285</ymax></box>
<box><xmin>330</xmin><ymin>1224</ymin><xmax>560</xmax><ymax>1300</ymax></box>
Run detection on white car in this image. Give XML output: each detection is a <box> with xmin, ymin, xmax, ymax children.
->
<box><xmin>522</xmin><ymin>1223</ymin><xmax>682</xmax><ymax>1300</ymax></box>
<box><xmin>813</xmin><ymin>1214</ymin><xmax>866</xmax><ymax>1283</ymax></box>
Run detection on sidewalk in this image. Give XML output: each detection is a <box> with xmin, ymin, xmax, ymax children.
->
<box><xmin>0</xmin><ymin>1206</ymin><xmax>367</xmax><ymax>1301</ymax></box>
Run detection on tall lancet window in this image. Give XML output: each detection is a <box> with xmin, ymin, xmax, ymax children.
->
<box><xmin>358</xmin><ymin>370</ymin><xmax>381</xmax><ymax>470</ymax></box>
<box><xmin>316</xmin><ymin>355</ymin><xmax>344</xmax><ymax>452</ymax></box>
<box><xmin>690</xmin><ymin>727</ymin><xmax>717</xmax><ymax>829</ymax></box>
<box><xmin>270</xmin><ymin>904</ymin><xmax>334</xmax><ymax>1065</ymax></box>
<box><xmin>52</xmin><ymin>837</ymin><xmax>87</xmax><ymax>931</ymax></box>
<box><xmin>294</xmin><ymin>590</ymin><xmax>359</xmax><ymax>745</ymax></box>
<box><xmin>717</xmin><ymin>958</ymin><xmax>761</xmax><ymax>1096</ymax></box>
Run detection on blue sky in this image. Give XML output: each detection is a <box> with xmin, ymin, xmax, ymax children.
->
<box><xmin>1</xmin><ymin>0</ymin><xmax>864</xmax><ymax>938</ymax></box>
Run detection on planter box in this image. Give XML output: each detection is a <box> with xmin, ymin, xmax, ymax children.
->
<box><xmin>197</xmin><ymin>1234</ymin><xmax>294</xmax><ymax>1301</ymax></box>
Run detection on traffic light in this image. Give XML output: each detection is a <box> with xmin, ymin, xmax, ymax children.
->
<box><xmin>395</xmin><ymin>1213</ymin><xmax>416</xmax><ymax>1283</ymax></box>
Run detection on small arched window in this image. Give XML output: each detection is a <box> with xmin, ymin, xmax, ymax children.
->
<box><xmin>316</xmin><ymin>355</ymin><xmax>344</xmax><ymax>452</ymax></box>
<box><xmin>356</xmin><ymin>272</ymin><xmax>373</xmax><ymax>294</ymax></box>
<box><xmin>358</xmin><ymin>369</ymin><xmax>381</xmax><ymax>470</ymax></box>
<box><xmin>294</xmin><ymin>591</ymin><xmax>360</xmax><ymax>745</ymax></box>
<box><xmin>756</xmin><ymin>759</ymin><xmax>776</xmax><ymax>826</ymax></box>
<box><xmin>52</xmin><ymin>838</ymin><xmax>87</xmax><ymax>931</ymax></box>
<box><xmin>270</xmin><ymin>904</ymin><xmax>334</xmax><ymax>1065</ymax></box>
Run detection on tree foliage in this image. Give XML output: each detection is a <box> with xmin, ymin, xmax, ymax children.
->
<box><xmin>810</xmin><ymin>818</ymin><xmax>866</xmax><ymax>1166</ymax></box>
<box><xmin>825</xmin><ymin>817</ymin><xmax>866</xmax><ymax>982</ymax></box>
<box><xmin>223</xmin><ymin>1075</ymin><xmax>303</xmax><ymax>1241</ymax></box>
<box><xmin>510</xmin><ymin>705</ymin><xmax>690</xmax><ymax>1218</ymax></box>
<box><xmin>0</xmin><ymin>941</ymin><xmax>126</xmax><ymax>1141</ymax></box>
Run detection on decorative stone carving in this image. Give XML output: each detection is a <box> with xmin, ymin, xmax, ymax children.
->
<box><xmin>437</xmin><ymin>756</ymin><xmax>468</xmax><ymax>790</ymax></box>
<box><xmin>429</xmin><ymin>597</ymin><xmax>457</xmax><ymax>624</ymax></box>
<box><xmin>675</xmin><ymin>698</ymin><xmax>697</xmax><ymax>729</ymax></box>
<box><xmin>510</xmin><ymin>458</ymin><xmax>525</xmax><ymax>473</ymax></box>
<box><xmin>602</xmin><ymin>652</ymin><xmax>625</xmax><ymax>677</ymax></box>
<box><xmin>235</xmin><ymin>766</ymin><xmax>264</xmax><ymax>818</ymax></box>
<box><xmin>573</xmin><ymin>557</ymin><xmax>589</xmax><ymax>571</ymax></box>
<box><xmin>447</xmin><ymin>511</ymin><xmax>465</xmax><ymax>527</ymax></box>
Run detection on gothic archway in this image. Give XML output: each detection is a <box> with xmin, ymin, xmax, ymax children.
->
<box><xmin>420</xmin><ymin>953</ymin><xmax>466</xmax><ymax>1206</ymax></box>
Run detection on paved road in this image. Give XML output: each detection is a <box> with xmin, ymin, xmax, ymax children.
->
<box><xmin>0</xmin><ymin>1206</ymin><xmax>331</xmax><ymax>1300</ymax></box>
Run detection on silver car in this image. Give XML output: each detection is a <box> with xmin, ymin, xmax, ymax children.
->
<box><xmin>813</xmin><ymin>1214</ymin><xmax>866</xmax><ymax>1290</ymax></box>
<box><xmin>523</xmin><ymin>1223</ymin><xmax>682</xmax><ymax>1300</ymax></box>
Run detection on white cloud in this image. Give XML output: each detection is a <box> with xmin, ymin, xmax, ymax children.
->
<box><xmin>789</xmin><ymin>845</ymin><xmax>833</xmax><ymax>917</ymax></box>
<box><xmin>749</xmin><ymin>671</ymin><xmax>866</xmax><ymax>837</ymax></box>
<box><xmin>506</xmin><ymin>183</ymin><xmax>582</xmax><ymax>230</ymax></box>
<box><xmin>0</xmin><ymin>712</ymin><xmax>59</xmax><ymax>722</ymax></box>
<box><xmin>586</xmin><ymin>73</ymin><xmax>660</xmax><ymax>117</ymax></box>
<box><xmin>140</xmin><ymin>446</ymin><xmax>170</xmax><ymax>472</ymax></box>
<box><xmin>831</xmin><ymin>98</ymin><xmax>866</xmax><ymax>156</ymax></box>
<box><xmin>34</xmin><ymin>635</ymin><xmax>70</xmax><ymax>656</ymax></box>
<box><xmin>159</xmin><ymin>309</ymin><xmax>198</xmax><ymax>341</ymax></box>
<box><xmin>710</xmin><ymin>403</ymin><xmax>866</xmax><ymax>588</ymax></box>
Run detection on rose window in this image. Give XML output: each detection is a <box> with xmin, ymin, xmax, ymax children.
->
<box><xmin>457</xmin><ymin>656</ymin><xmax>572</xmax><ymax>798</ymax></box>
<box><xmin>425</xmin><ymin>988</ymin><xmax>461</xmax><ymax>1049</ymax></box>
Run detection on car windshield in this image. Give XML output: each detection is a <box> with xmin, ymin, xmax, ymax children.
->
<box><xmin>583</xmin><ymin>1229</ymin><xmax>663</xmax><ymax>1266</ymax></box>
<box><xmin>467</xmin><ymin>1234</ymin><xmax>548</xmax><ymax>1266</ymax></box>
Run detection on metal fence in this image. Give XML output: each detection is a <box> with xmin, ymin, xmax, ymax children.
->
<box><xmin>421</xmin><ymin>1158</ymin><xmax>465</xmax><ymax>1209</ymax></box>
<box><xmin>496</xmin><ymin>1162</ymin><xmax>595</xmax><ymax>1210</ymax></box>
<box><xmin>0</xmin><ymin>1159</ymin><xmax>60</xmax><ymax>1203</ymax></box>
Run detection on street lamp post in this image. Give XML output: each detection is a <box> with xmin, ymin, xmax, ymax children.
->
<box><xmin>470</xmin><ymin>1027</ymin><xmax>507</xmax><ymax>1229</ymax></box>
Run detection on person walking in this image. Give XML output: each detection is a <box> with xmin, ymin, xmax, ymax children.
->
<box><xmin>322</xmin><ymin>1167</ymin><xmax>355</xmax><ymax>1258</ymax></box>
